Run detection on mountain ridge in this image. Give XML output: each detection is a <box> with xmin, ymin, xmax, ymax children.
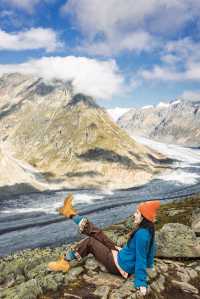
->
<box><xmin>0</xmin><ymin>73</ymin><xmax>168</xmax><ymax>194</ymax></box>
<box><xmin>118</xmin><ymin>98</ymin><xmax>200</xmax><ymax>147</ymax></box>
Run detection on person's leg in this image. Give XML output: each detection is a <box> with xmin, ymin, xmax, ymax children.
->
<box><xmin>57</xmin><ymin>193</ymin><xmax>117</xmax><ymax>265</ymax></box>
<box><xmin>72</xmin><ymin>214</ymin><xmax>117</xmax><ymax>250</ymax></box>
<box><xmin>75</xmin><ymin>236</ymin><xmax>120</xmax><ymax>275</ymax></box>
<box><xmin>58</xmin><ymin>193</ymin><xmax>117</xmax><ymax>250</ymax></box>
<box><xmin>65</xmin><ymin>214</ymin><xmax>117</xmax><ymax>262</ymax></box>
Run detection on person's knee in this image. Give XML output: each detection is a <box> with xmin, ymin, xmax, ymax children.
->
<box><xmin>88</xmin><ymin>237</ymin><xmax>100</xmax><ymax>251</ymax></box>
<box><xmin>88</xmin><ymin>237</ymin><xmax>96</xmax><ymax>245</ymax></box>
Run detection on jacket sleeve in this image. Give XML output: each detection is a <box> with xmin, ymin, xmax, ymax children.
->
<box><xmin>147</xmin><ymin>241</ymin><xmax>157</xmax><ymax>268</ymax></box>
<box><xmin>134</xmin><ymin>230</ymin><xmax>149</xmax><ymax>288</ymax></box>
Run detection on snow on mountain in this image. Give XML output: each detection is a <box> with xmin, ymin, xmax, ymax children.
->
<box><xmin>107</xmin><ymin>107</ymin><xmax>131</xmax><ymax>122</ymax></box>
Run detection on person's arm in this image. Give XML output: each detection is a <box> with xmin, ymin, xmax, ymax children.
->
<box><xmin>147</xmin><ymin>241</ymin><xmax>157</xmax><ymax>269</ymax></box>
<box><xmin>134</xmin><ymin>230</ymin><xmax>149</xmax><ymax>289</ymax></box>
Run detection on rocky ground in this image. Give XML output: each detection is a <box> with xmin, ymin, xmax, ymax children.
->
<box><xmin>0</xmin><ymin>194</ymin><xmax>200</xmax><ymax>299</ymax></box>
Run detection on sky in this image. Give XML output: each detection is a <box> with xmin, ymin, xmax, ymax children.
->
<box><xmin>1</xmin><ymin>0</ymin><xmax>200</xmax><ymax>108</ymax></box>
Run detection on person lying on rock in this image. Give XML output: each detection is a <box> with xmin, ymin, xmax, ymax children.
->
<box><xmin>48</xmin><ymin>193</ymin><xmax>160</xmax><ymax>297</ymax></box>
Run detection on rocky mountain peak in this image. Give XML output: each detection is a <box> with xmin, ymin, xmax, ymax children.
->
<box><xmin>0</xmin><ymin>72</ymin><xmax>167</xmax><ymax>193</ymax></box>
<box><xmin>118</xmin><ymin>98</ymin><xmax>200</xmax><ymax>146</ymax></box>
<box><xmin>68</xmin><ymin>93</ymin><xmax>99</xmax><ymax>109</ymax></box>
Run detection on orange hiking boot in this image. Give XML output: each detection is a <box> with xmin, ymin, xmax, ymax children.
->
<box><xmin>48</xmin><ymin>256</ymin><xmax>70</xmax><ymax>272</ymax></box>
<box><xmin>57</xmin><ymin>193</ymin><xmax>77</xmax><ymax>218</ymax></box>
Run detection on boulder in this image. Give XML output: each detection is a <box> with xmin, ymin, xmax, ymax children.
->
<box><xmin>191</xmin><ymin>208</ymin><xmax>200</xmax><ymax>235</ymax></box>
<box><xmin>171</xmin><ymin>280</ymin><xmax>199</xmax><ymax>295</ymax></box>
<box><xmin>94</xmin><ymin>285</ymin><xmax>110</xmax><ymax>299</ymax></box>
<box><xmin>156</xmin><ymin>223</ymin><xmax>200</xmax><ymax>257</ymax></box>
<box><xmin>1</xmin><ymin>279</ymin><xmax>43</xmax><ymax>299</ymax></box>
<box><xmin>83</xmin><ymin>272</ymin><xmax>124</xmax><ymax>287</ymax></box>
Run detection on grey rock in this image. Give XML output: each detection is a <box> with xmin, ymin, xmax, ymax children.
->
<box><xmin>26</xmin><ymin>262</ymin><xmax>50</xmax><ymax>279</ymax></box>
<box><xmin>38</xmin><ymin>273</ymin><xmax>64</xmax><ymax>292</ymax></box>
<box><xmin>116</xmin><ymin>280</ymin><xmax>136</xmax><ymax>297</ymax></box>
<box><xmin>86</xmin><ymin>270</ymin><xmax>97</xmax><ymax>277</ymax></box>
<box><xmin>65</xmin><ymin>266</ymin><xmax>84</xmax><ymax>281</ymax></box>
<box><xmin>156</xmin><ymin>275</ymin><xmax>165</xmax><ymax>291</ymax></box>
<box><xmin>126</xmin><ymin>295</ymin><xmax>137</xmax><ymax>299</ymax></box>
<box><xmin>147</xmin><ymin>268</ymin><xmax>157</xmax><ymax>279</ymax></box>
<box><xmin>98</xmin><ymin>263</ymin><xmax>108</xmax><ymax>273</ymax></box>
<box><xmin>171</xmin><ymin>280</ymin><xmax>199</xmax><ymax>294</ymax></box>
<box><xmin>83</xmin><ymin>272</ymin><xmax>124</xmax><ymax>287</ymax></box>
<box><xmin>191</xmin><ymin>208</ymin><xmax>200</xmax><ymax>234</ymax></box>
<box><xmin>157</xmin><ymin>262</ymin><xmax>168</xmax><ymax>273</ymax></box>
<box><xmin>195</xmin><ymin>266</ymin><xmax>200</xmax><ymax>272</ymax></box>
<box><xmin>186</xmin><ymin>268</ymin><xmax>198</xmax><ymax>280</ymax></box>
<box><xmin>1</xmin><ymin>278</ymin><xmax>43</xmax><ymax>299</ymax></box>
<box><xmin>156</xmin><ymin>223</ymin><xmax>200</xmax><ymax>257</ymax></box>
<box><xmin>94</xmin><ymin>285</ymin><xmax>110</xmax><ymax>299</ymax></box>
<box><xmin>150</xmin><ymin>279</ymin><xmax>162</xmax><ymax>293</ymax></box>
<box><xmin>176</xmin><ymin>270</ymin><xmax>190</xmax><ymax>282</ymax></box>
<box><xmin>109</xmin><ymin>291</ymin><xmax>126</xmax><ymax>299</ymax></box>
<box><xmin>15</xmin><ymin>274</ymin><xmax>26</xmax><ymax>285</ymax></box>
<box><xmin>166</xmin><ymin>209</ymin><xmax>186</xmax><ymax>217</ymax></box>
<box><xmin>85</xmin><ymin>257</ymin><xmax>99</xmax><ymax>270</ymax></box>
<box><xmin>3</xmin><ymin>273</ymin><xmax>16</xmax><ymax>288</ymax></box>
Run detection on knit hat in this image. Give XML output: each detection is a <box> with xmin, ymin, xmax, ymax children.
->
<box><xmin>138</xmin><ymin>200</ymin><xmax>160</xmax><ymax>222</ymax></box>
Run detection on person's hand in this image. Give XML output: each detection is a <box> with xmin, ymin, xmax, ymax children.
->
<box><xmin>136</xmin><ymin>286</ymin><xmax>147</xmax><ymax>296</ymax></box>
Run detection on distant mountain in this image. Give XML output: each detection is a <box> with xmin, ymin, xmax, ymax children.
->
<box><xmin>107</xmin><ymin>107</ymin><xmax>131</xmax><ymax>122</ymax></box>
<box><xmin>0</xmin><ymin>73</ymin><xmax>168</xmax><ymax>194</ymax></box>
<box><xmin>118</xmin><ymin>99</ymin><xmax>200</xmax><ymax>147</ymax></box>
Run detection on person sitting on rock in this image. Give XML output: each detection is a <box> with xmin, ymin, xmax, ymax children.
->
<box><xmin>48</xmin><ymin>193</ymin><xmax>160</xmax><ymax>297</ymax></box>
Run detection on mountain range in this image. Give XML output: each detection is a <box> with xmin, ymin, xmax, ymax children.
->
<box><xmin>118</xmin><ymin>99</ymin><xmax>200</xmax><ymax>147</ymax></box>
<box><xmin>0</xmin><ymin>73</ymin><xmax>168</xmax><ymax>195</ymax></box>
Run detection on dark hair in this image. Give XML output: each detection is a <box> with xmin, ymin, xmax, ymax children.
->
<box><xmin>127</xmin><ymin>217</ymin><xmax>155</xmax><ymax>257</ymax></box>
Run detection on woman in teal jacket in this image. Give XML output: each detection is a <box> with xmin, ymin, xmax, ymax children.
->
<box><xmin>48</xmin><ymin>194</ymin><xmax>160</xmax><ymax>297</ymax></box>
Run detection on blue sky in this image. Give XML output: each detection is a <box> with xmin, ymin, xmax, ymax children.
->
<box><xmin>1</xmin><ymin>0</ymin><xmax>200</xmax><ymax>108</ymax></box>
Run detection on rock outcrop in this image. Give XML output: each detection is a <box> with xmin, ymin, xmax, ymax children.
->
<box><xmin>118</xmin><ymin>99</ymin><xmax>200</xmax><ymax>147</ymax></box>
<box><xmin>0</xmin><ymin>194</ymin><xmax>200</xmax><ymax>299</ymax></box>
<box><xmin>156</xmin><ymin>223</ymin><xmax>200</xmax><ymax>258</ymax></box>
<box><xmin>0</xmin><ymin>73</ymin><xmax>168</xmax><ymax>194</ymax></box>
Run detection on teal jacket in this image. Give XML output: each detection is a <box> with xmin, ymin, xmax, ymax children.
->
<box><xmin>117</xmin><ymin>228</ymin><xmax>156</xmax><ymax>288</ymax></box>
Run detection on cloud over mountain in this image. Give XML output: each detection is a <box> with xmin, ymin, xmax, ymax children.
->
<box><xmin>0</xmin><ymin>56</ymin><xmax>125</xmax><ymax>100</ymax></box>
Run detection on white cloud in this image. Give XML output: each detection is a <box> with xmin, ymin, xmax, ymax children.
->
<box><xmin>140</xmin><ymin>62</ymin><xmax>200</xmax><ymax>82</ymax></box>
<box><xmin>61</xmin><ymin>0</ymin><xmax>198</xmax><ymax>37</ymax></box>
<box><xmin>3</xmin><ymin>0</ymin><xmax>40</xmax><ymax>13</ymax></box>
<box><xmin>61</xmin><ymin>0</ymin><xmax>160</xmax><ymax>55</ymax></box>
<box><xmin>78</xmin><ymin>31</ymin><xmax>156</xmax><ymax>56</ymax></box>
<box><xmin>139</xmin><ymin>37</ymin><xmax>200</xmax><ymax>82</ymax></box>
<box><xmin>161</xmin><ymin>54</ymin><xmax>181</xmax><ymax>65</ymax></box>
<box><xmin>0</xmin><ymin>28</ymin><xmax>63</xmax><ymax>52</ymax></box>
<box><xmin>61</xmin><ymin>0</ymin><xmax>200</xmax><ymax>56</ymax></box>
<box><xmin>118</xmin><ymin>31</ymin><xmax>155</xmax><ymax>52</ymax></box>
<box><xmin>140</xmin><ymin>66</ymin><xmax>183</xmax><ymax>81</ymax></box>
<box><xmin>0</xmin><ymin>56</ymin><xmax>125</xmax><ymax>100</ymax></box>
<box><xmin>180</xmin><ymin>90</ymin><xmax>200</xmax><ymax>101</ymax></box>
<box><xmin>165</xmin><ymin>38</ymin><xmax>200</xmax><ymax>63</ymax></box>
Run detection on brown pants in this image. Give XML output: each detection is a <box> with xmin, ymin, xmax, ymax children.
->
<box><xmin>75</xmin><ymin>219</ymin><xmax>121</xmax><ymax>275</ymax></box>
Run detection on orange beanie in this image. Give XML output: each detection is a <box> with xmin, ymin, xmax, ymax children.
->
<box><xmin>138</xmin><ymin>200</ymin><xmax>160</xmax><ymax>222</ymax></box>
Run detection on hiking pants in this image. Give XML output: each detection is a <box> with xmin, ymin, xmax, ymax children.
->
<box><xmin>75</xmin><ymin>219</ymin><xmax>121</xmax><ymax>275</ymax></box>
